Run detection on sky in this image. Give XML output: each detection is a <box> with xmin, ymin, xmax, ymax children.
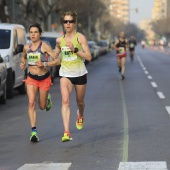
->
<box><xmin>129</xmin><ymin>0</ymin><xmax>154</xmax><ymax>25</ymax></box>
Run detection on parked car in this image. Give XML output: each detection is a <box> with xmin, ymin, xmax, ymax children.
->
<box><xmin>0</xmin><ymin>54</ymin><xmax>7</xmax><ymax>104</ymax></box>
<box><xmin>0</xmin><ymin>24</ymin><xmax>27</xmax><ymax>99</ymax></box>
<box><xmin>88</xmin><ymin>41</ymin><xmax>100</xmax><ymax>60</ymax></box>
<box><xmin>97</xmin><ymin>40</ymin><xmax>109</xmax><ymax>54</ymax></box>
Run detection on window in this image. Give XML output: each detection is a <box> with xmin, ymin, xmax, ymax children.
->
<box><xmin>0</xmin><ymin>29</ymin><xmax>11</xmax><ymax>49</ymax></box>
<box><xmin>16</xmin><ymin>27</ymin><xmax>26</xmax><ymax>45</ymax></box>
<box><xmin>40</xmin><ymin>37</ymin><xmax>56</xmax><ymax>49</ymax></box>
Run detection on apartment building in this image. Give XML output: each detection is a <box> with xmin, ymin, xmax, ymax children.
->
<box><xmin>152</xmin><ymin>0</ymin><xmax>169</xmax><ymax>20</ymax></box>
<box><xmin>104</xmin><ymin>0</ymin><xmax>130</xmax><ymax>23</ymax></box>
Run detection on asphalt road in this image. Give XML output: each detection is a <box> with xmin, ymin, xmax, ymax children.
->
<box><xmin>0</xmin><ymin>46</ymin><xmax>170</xmax><ymax>170</ymax></box>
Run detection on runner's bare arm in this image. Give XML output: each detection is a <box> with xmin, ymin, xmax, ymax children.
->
<box><xmin>42</xmin><ymin>42</ymin><xmax>59</xmax><ymax>59</ymax></box>
<box><xmin>37</xmin><ymin>42</ymin><xmax>60</xmax><ymax>67</ymax></box>
<box><xmin>125</xmin><ymin>39</ymin><xmax>129</xmax><ymax>50</ymax></box>
<box><xmin>36</xmin><ymin>58</ymin><xmax>60</xmax><ymax>67</ymax></box>
<box><xmin>75</xmin><ymin>33</ymin><xmax>92</xmax><ymax>61</ymax></box>
<box><xmin>55</xmin><ymin>37</ymin><xmax>61</xmax><ymax>55</ymax></box>
<box><xmin>20</xmin><ymin>45</ymin><xmax>28</xmax><ymax>70</ymax></box>
<box><xmin>113</xmin><ymin>39</ymin><xmax>119</xmax><ymax>51</ymax></box>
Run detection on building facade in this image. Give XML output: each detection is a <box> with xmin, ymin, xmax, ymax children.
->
<box><xmin>152</xmin><ymin>0</ymin><xmax>169</xmax><ymax>20</ymax></box>
<box><xmin>104</xmin><ymin>0</ymin><xmax>130</xmax><ymax>24</ymax></box>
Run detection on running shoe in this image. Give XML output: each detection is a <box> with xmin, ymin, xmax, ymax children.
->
<box><xmin>45</xmin><ymin>94</ymin><xmax>52</xmax><ymax>111</ymax></box>
<box><xmin>118</xmin><ymin>67</ymin><xmax>122</xmax><ymax>79</ymax></box>
<box><xmin>130</xmin><ymin>56</ymin><xmax>134</xmax><ymax>63</ymax></box>
<box><xmin>118</xmin><ymin>67</ymin><xmax>122</xmax><ymax>74</ymax></box>
<box><xmin>122</xmin><ymin>75</ymin><xmax>125</xmax><ymax>80</ymax></box>
<box><xmin>30</xmin><ymin>131</ymin><xmax>39</xmax><ymax>142</ymax></box>
<box><xmin>62</xmin><ymin>132</ymin><xmax>73</xmax><ymax>142</ymax></box>
<box><xmin>76</xmin><ymin>110</ymin><xmax>84</xmax><ymax>130</ymax></box>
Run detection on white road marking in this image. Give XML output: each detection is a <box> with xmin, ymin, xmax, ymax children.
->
<box><xmin>157</xmin><ymin>92</ymin><xmax>165</xmax><ymax>99</ymax></box>
<box><xmin>17</xmin><ymin>163</ymin><xmax>72</xmax><ymax>170</ymax></box>
<box><xmin>144</xmin><ymin>71</ymin><xmax>149</xmax><ymax>74</ymax></box>
<box><xmin>148</xmin><ymin>75</ymin><xmax>152</xmax><ymax>79</ymax></box>
<box><xmin>143</xmin><ymin>67</ymin><xmax>146</xmax><ymax>70</ymax></box>
<box><xmin>165</xmin><ymin>106</ymin><xmax>170</xmax><ymax>116</ymax></box>
<box><xmin>151</xmin><ymin>82</ymin><xmax>158</xmax><ymax>88</ymax></box>
<box><xmin>118</xmin><ymin>162</ymin><xmax>168</xmax><ymax>170</ymax></box>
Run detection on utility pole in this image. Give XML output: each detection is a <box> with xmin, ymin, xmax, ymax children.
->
<box><xmin>88</xmin><ymin>15</ymin><xmax>91</xmax><ymax>39</ymax></box>
<box><xmin>12</xmin><ymin>0</ymin><xmax>15</xmax><ymax>23</ymax></box>
<box><xmin>48</xmin><ymin>0</ymin><xmax>52</xmax><ymax>31</ymax></box>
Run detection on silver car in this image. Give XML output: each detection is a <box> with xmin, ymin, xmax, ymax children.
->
<box><xmin>0</xmin><ymin>54</ymin><xmax>7</xmax><ymax>104</ymax></box>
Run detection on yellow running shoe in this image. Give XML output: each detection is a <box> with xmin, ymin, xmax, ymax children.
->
<box><xmin>45</xmin><ymin>94</ymin><xmax>52</xmax><ymax>111</ymax></box>
<box><xmin>76</xmin><ymin>110</ymin><xmax>84</xmax><ymax>130</ymax></box>
<box><xmin>30</xmin><ymin>131</ymin><xmax>39</xmax><ymax>143</ymax></box>
<box><xmin>62</xmin><ymin>132</ymin><xmax>73</xmax><ymax>142</ymax></box>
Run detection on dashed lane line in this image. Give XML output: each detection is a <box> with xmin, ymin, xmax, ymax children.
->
<box><xmin>144</xmin><ymin>71</ymin><xmax>149</xmax><ymax>74</ymax></box>
<box><xmin>137</xmin><ymin>55</ymin><xmax>170</xmax><ymax>118</ymax></box>
<box><xmin>147</xmin><ymin>75</ymin><xmax>153</xmax><ymax>79</ymax></box>
<box><xmin>157</xmin><ymin>92</ymin><xmax>165</xmax><ymax>99</ymax></box>
<box><xmin>165</xmin><ymin>106</ymin><xmax>170</xmax><ymax>116</ymax></box>
<box><xmin>151</xmin><ymin>82</ymin><xmax>158</xmax><ymax>88</ymax></box>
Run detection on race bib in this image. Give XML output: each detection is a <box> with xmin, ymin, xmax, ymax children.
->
<box><xmin>27</xmin><ymin>53</ymin><xmax>41</xmax><ymax>65</ymax></box>
<box><xmin>61</xmin><ymin>46</ymin><xmax>77</xmax><ymax>61</ymax></box>
<box><xmin>130</xmin><ymin>43</ymin><xmax>134</xmax><ymax>48</ymax></box>
<box><xmin>118</xmin><ymin>47</ymin><xmax>125</xmax><ymax>54</ymax></box>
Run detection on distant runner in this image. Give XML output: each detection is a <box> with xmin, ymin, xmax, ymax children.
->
<box><xmin>113</xmin><ymin>32</ymin><xmax>128</xmax><ymax>80</ymax></box>
<box><xmin>128</xmin><ymin>36</ymin><xmax>137</xmax><ymax>63</ymax></box>
<box><xmin>141</xmin><ymin>40</ymin><xmax>146</xmax><ymax>49</ymax></box>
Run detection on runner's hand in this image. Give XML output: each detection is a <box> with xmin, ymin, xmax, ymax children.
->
<box><xmin>66</xmin><ymin>42</ymin><xmax>74</xmax><ymax>51</ymax></box>
<box><xmin>20</xmin><ymin>62</ymin><xmax>26</xmax><ymax>71</ymax></box>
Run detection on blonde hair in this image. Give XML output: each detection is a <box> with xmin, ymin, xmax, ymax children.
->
<box><xmin>63</xmin><ymin>11</ymin><xmax>78</xmax><ymax>23</ymax></box>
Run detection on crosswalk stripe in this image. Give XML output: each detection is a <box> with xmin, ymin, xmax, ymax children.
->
<box><xmin>118</xmin><ymin>162</ymin><xmax>168</xmax><ymax>170</ymax></box>
<box><xmin>17</xmin><ymin>163</ymin><xmax>72</xmax><ymax>170</ymax></box>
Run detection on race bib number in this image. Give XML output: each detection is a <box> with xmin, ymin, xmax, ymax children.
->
<box><xmin>130</xmin><ymin>43</ymin><xmax>134</xmax><ymax>48</ymax></box>
<box><xmin>61</xmin><ymin>46</ymin><xmax>77</xmax><ymax>61</ymax></box>
<box><xmin>27</xmin><ymin>53</ymin><xmax>41</xmax><ymax>65</ymax></box>
<box><xmin>118</xmin><ymin>47</ymin><xmax>125</xmax><ymax>54</ymax></box>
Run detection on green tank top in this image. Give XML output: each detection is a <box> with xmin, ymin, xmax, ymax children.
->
<box><xmin>59</xmin><ymin>32</ymin><xmax>88</xmax><ymax>77</ymax></box>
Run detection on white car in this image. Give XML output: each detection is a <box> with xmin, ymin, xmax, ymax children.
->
<box><xmin>97</xmin><ymin>40</ymin><xmax>109</xmax><ymax>54</ymax></box>
<box><xmin>0</xmin><ymin>24</ymin><xmax>27</xmax><ymax>99</ymax></box>
<box><xmin>88</xmin><ymin>41</ymin><xmax>100</xmax><ymax>60</ymax></box>
<box><xmin>0</xmin><ymin>54</ymin><xmax>7</xmax><ymax>104</ymax></box>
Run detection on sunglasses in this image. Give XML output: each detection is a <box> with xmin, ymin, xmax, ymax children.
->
<box><xmin>63</xmin><ymin>20</ymin><xmax>75</xmax><ymax>24</ymax></box>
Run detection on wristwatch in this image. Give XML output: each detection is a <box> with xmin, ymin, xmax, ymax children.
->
<box><xmin>43</xmin><ymin>62</ymin><xmax>48</xmax><ymax>67</ymax></box>
<box><xmin>74</xmin><ymin>47</ymin><xmax>79</xmax><ymax>53</ymax></box>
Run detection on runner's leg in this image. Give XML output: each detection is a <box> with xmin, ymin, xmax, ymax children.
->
<box><xmin>60</xmin><ymin>77</ymin><xmax>73</xmax><ymax>133</ymax></box>
<box><xmin>121</xmin><ymin>57</ymin><xmax>126</xmax><ymax>76</ymax></box>
<box><xmin>75</xmin><ymin>84</ymin><xmax>86</xmax><ymax>117</ymax></box>
<box><xmin>27</xmin><ymin>84</ymin><xmax>38</xmax><ymax>128</ymax></box>
<box><xmin>117</xmin><ymin>57</ymin><xmax>121</xmax><ymax>72</ymax></box>
<box><xmin>38</xmin><ymin>90</ymin><xmax>49</xmax><ymax>110</ymax></box>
